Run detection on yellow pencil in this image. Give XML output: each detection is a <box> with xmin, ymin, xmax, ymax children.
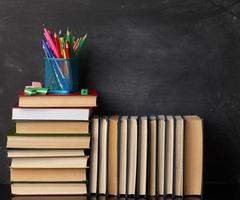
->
<box><xmin>59</xmin><ymin>37</ymin><xmax>66</xmax><ymax>58</ymax></box>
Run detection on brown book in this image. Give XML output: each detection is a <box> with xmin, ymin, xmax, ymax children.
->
<box><xmin>138</xmin><ymin>116</ymin><xmax>148</xmax><ymax>196</ymax></box>
<box><xmin>10</xmin><ymin>168</ymin><xmax>87</xmax><ymax>182</ymax></box>
<box><xmin>119</xmin><ymin>116</ymin><xmax>128</xmax><ymax>195</ymax></box>
<box><xmin>7</xmin><ymin>149</ymin><xmax>85</xmax><ymax>158</ymax></box>
<box><xmin>89</xmin><ymin>116</ymin><xmax>99</xmax><ymax>194</ymax></box>
<box><xmin>165</xmin><ymin>115</ymin><xmax>174</xmax><ymax>195</ymax></box>
<box><xmin>16</xmin><ymin>121</ymin><xmax>89</xmax><ymax>134</ymax></box>
<box><xmin>174</xmin><ymin>116</ymin><xmax>184</xmax><ymax>196</ymax></box>
<box><xmin>98</xmin><ymin>117</ymin><xmax>108</xmax><ymax>194</ymax></box>
<box><xmin>11</xmin><ymin>183</ymin><xmax>87</xmax><ymax>195</ymax></box>
<box><xmin>157</xmin><ymin>115</ymin><xmax>165</xmax><ymax>196</ymax></box>
<box><xmin>7</xmin><ymin>134</ymin><xmax>90</xmax><ymax>149</ymax></box>
<box><xmin>183</xmin><ymin>116</ymin><xmax>203</xmax><ymax>196</ymax></box>
<box><xmin>11</xmin><ymin>157</ymin><xmax>89</xmax><ymax>168</ymax></box>
<box><xmin>11</xmin><ymin>196</ymin><xmax>88</xmax><ymax>200</ymax></box>
<box><xmin>18</xmin><ymin>89</ymin><xmax>97</xmax><ymax>108</ymax></box>
<box><xmin>108</xmin><ymin>116</ymin><xmax>119</xmax><ymax>195</ymax></box>
<box><xmin>127</xmin><ymin>116</ymin><xmax>138</xmax><ymax>195</ymax></box>
<box><xmin>148</xmin><ymin>116</ymin><xmax>157</xmax><ymax>196</ymax></box>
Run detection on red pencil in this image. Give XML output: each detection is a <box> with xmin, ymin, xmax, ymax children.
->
<box><xmin>53</xmin><ymin>32</ymin><xmax>62</xmax><ymax>58</ymax></box>
<box><xmin>65</xmin><ymin>42</ymin><xmax>71</xmax><ymax>58</ymax></box>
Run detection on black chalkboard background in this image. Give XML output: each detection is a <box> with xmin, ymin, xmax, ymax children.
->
<box><xmin>0</xmin><ymin>0</ymin><xmax>240</xmax><ymax>184</ymax></box>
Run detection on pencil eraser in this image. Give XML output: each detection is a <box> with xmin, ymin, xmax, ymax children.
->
<box><xmin>32</xmin><ymin>82</ymin><xmax>42</xmax><ymax>88</ymax></box>
<box><xmin>81</xmin><ymin>88</ymin><xmax>88</xmax><ymax>95</ymax></box>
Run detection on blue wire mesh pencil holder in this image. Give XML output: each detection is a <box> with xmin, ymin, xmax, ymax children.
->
<box><xmin>44</xmin><ymin>57</ymin><xmax>79</xmax><ymax>94</ymax></box>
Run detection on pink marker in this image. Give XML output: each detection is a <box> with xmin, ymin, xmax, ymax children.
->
<box><xmin>44</xmin><ymin>28</ymin><xmax>61</xmax><ymax>58</ymax></box>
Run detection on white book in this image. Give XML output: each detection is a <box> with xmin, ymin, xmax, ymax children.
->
<box><xmin>89</xmin><ymin>116</ymin><xmax>99</xmax><ymax>194</ymax></box>
<box><xmin>12</xmin><ymin>107</ymin><xmax>92</xmax><ymax>121</ymax></box>
<box><xmin>98</xmin><ymin>117</ymin><xmax>108</xmax><ymax>194</ymax></box>
<box><xmin>157</xmin><ymin>115</ymin><xmax>166</xmax><ymax>195</ymax></box>
<box><xmin>165</xmin><ymin>115</ymin><xmax>174</xmax><ymax>195</ymax></box>
<box><xmin>119</xmin><ymin>116</ymin><xmax>128</xmax><ymax>195</ymax></box>
<box><xmin>138</xmin><ymin>116</ymin><xmax>148</xmax><ymax>196</ymax></box>
<box><xmin>127</xmin><ymin>116</ymin><xmax>138</xmax><ymax>195</ymax></box>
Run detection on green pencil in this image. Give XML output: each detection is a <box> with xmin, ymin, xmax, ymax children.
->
<box><xmin>65</xmin><ymin>28</ymin><xmax>74</xmax><ymax>56</ymax></box>
<box><xmin>75</xmin><ymin>33</ymin><xmax>87</xmax><ymax>56</ymax></box>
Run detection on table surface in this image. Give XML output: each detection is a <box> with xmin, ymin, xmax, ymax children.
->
<box><xmin>0</xmin><ymin>183</ymin><xmax>239</xmax><ymax>200</ymax></box>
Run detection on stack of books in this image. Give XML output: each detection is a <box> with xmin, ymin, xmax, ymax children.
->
<box><xmin>89</xmin><ymin>115</ymin><xmax>203</xmax><ymax>197</ymax></box>
<box><xmin>7</xmin><ymin>89</ymin><xmax>97</xmax><ymax>195</ymax></box>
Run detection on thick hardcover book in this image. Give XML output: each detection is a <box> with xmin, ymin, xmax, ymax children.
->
<box><xmin>183</xmin><ymin>116</ymin><xmax>203</xmax><ymax>196</ymax></box>
<box><xmin>18</xmin><ymin>89</ymin><xmax>97</xmax><ymax>108</ymax></box>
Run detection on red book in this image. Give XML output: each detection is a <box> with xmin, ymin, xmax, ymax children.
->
<box><xmin>18</xmin><ymin>89</ymin><xmax>97</xmax><ymax>108</ymax></box>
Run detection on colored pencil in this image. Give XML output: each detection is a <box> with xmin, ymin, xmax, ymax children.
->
<box><xmin>42</xmin><ymin>28</ymin><xmax>87</xmax><ymax>59</ymax></box>
<box><xmin>44</xmin><ymin>28</ymin><xmax>61</xmax><ymax>58</ymax></box>
<box><xmin>53</xmin><ymin>32</ymin><xmax>62</xmax><ymax>58</ymax></box>
<box><xmin>65</xmin><ymin>42</ymin><xmax>71</xmax><ymax>58</ymax></box>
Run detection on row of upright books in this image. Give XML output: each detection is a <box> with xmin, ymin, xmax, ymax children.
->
<box><xmin>12</xmin><ymin>196</ymin><xmax>201</xmax><ymax>200</ymax></box>
<box><xmin>89</xmin><ymin>115</ymin><xmax>203</xmax><ymax>197</ymax></box>
<box><xmin>7</xmin><ymin>90</ymin><xmax>97</xmax><ymax>195</ymax></box>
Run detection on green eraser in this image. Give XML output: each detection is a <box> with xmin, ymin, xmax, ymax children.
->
<box><xmin>81</xmin><ymin>88</ymin><xmax>88</xmax><ymax>95</ymax></box>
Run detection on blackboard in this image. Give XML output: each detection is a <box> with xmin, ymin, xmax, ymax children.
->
<box><xmin>0</xmin><ymin>0</ymin><xmax>240</xmax><ymax>184</ymax></box>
